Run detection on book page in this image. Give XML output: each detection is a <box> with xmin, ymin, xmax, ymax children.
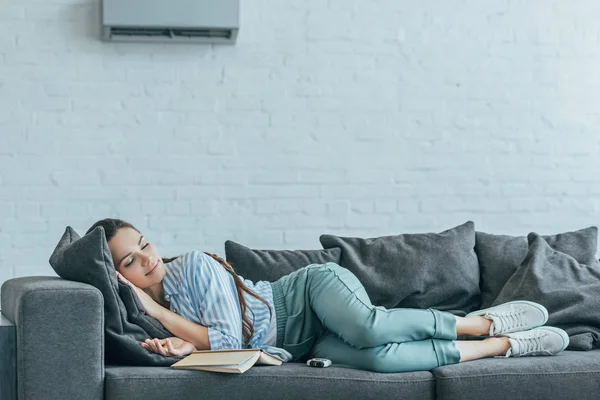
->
<box><xmin>172</xmin><ymin>350</ymin><xmax>257</xmax><ymax>368</ymax></box>
<box><xmin>171</xmin><ymin>348</ymin><xmax>283</xmax><ymax>370</ymax></box>
<box><xmin>172</xmin><ymin>352</ymin><xmax>261</xmax><ymax>374</ymax></box>
<box><xmin>256</xmin><ymin>350</ymin><xmax>283</xmax><ymax>366</ymax></box>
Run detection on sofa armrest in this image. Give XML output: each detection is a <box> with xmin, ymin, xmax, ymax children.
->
<box><xmin>1</xmin><ymin>277</ymin><xmax>104</xmax><ymax>400</ymax></box>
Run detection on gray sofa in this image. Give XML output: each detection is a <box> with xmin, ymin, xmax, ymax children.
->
<box><xmin>2</xmin><ymin>277</ymin><xmax>600</xmax><ymax>400</ymax></box>
<box><xmin>4</xmin><ymin>221</ymin><xmax>600</xmax><ymax>399</ymax></box>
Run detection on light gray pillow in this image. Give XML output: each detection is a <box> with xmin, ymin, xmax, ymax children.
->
<box><xmin>492</xmin><ymin>233</ymin><xmax>600</xmax><ymax>351</ymax></box>
<box><xmin>320</xmin><ymin>221</ymin><xmax>480</xmax><ymax>315</ymax></box>
<box><xmin>224</xmin><ymin>240</ymin><xmax>342</xmax><ymax>282</ymax></box>
<box><xmin>476</xmin><ymin>226</ymin><xmax>598</xmax><ymax>309</ymax></box>
<box><xmin>49</xmin><ymin>226</ymin><xmax>181</xmax><ymax>366</ymax></box>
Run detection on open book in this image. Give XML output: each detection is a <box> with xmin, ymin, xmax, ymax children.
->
<box><xmin>170</xmin><ymin>348</ymin><xmax>283</xmax><ymax>374</ymax></box>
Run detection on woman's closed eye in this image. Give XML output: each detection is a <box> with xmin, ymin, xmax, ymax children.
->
<box><xmin>125</xmin><ymin>242</ymin><xmax>150</xmax><ymax>267</ymax></box>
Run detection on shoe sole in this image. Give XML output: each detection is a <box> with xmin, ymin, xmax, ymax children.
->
<box><xmin>467</xmin><ymin>300</ymin><xmax>549</xmax><ymax>327</ymax></box>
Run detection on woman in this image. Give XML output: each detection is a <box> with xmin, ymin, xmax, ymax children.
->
<box><xmin>88</xmin><ymin>218</ymin><xmax>570</xmax><ymax>373</ymax></box>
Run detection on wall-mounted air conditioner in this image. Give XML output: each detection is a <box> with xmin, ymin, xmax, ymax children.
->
<box><xmin>101</xmin><ymin>0</ymin><xmax>239</xmax><ymax>44</ymax></box>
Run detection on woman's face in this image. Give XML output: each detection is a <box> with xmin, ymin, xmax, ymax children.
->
<box><xmin>108</xmin><ymin>227</ymin><xmax>166</xmax><ymax>289</ymax></box>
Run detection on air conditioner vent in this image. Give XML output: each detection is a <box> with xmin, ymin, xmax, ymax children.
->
<box><xmin>104</xmin><ymin>26</ymin><xmax>237</xmax><ymax>43</ymax></box>
<box><xmin>173</xmin><ymin>29</ymin><xmax>232</xmax><ymax>39</ymax></box>
<box><xmin>110</xmin><ymin>27</ymin><xmax>171</xmax><ymax>37</ymax></box>
<box><xmin>110</xmin><ymin>27</ymin><xmax>233</xmax><ymax>39</ymax></box>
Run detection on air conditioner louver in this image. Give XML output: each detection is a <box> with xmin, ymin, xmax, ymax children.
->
<box><xmin>110</xmin><ymin>27</ymin><xmax>170</xmax><ymax>37</ymax></box>
<box><xmin>106</xmin><ymin>27</ymin><xmax>235</xmax><ymax>42</ymax></box>
<box><xmin>173</xmin><ymin>29</ymin><xmax>232</xmax><ymax>39</ymax></box>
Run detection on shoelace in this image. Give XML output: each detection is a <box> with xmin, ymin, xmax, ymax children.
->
<box><xmin>508</xmin><ymin>332</ymin><xmax>548</xmax><ymax>357</ymax></box>
<box><xmin>488</xmin><ymin>309</ymin><xmax>525</xmax><ymax>335</ymax></box>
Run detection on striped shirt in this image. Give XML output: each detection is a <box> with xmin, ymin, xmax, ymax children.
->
<box><xmin>161</xmin><ymin>250</ymin><xmax>292</xmax><ymax>362</ymax></box>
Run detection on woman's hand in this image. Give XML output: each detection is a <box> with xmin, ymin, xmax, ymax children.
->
<box><xmin>117</xmin><ymin>272</ymin><xmax>165</xmax><ymax>320</ymax></box>
<box><xmin>141</xmin><ymin>337</ymin><xmax>196</xmax><ymax>357</ymax></box>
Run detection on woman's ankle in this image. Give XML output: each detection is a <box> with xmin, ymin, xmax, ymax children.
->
<box><xmin>454</xmin><ymin>337</ymin><xmax>511</xmax><ymax>363</ymax></box>
<box><xmin>456</xmin><ymin>315</ymin><xmax>493</xmax><ymax>337</ymax></box>
<box><xmin>484</xmin><ymin>337</ymin><xmax>511</xmax><ymax>357</ymax></box>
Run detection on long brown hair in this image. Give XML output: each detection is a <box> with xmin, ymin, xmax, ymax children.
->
<box><xmin>87</xmin><ymin>218</ymin><xmax>272</xmax><ymax>345</ymax></box>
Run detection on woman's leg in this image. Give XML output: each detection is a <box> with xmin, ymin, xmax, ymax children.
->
<box><xmin>312</xmin><ymin>331</ymin><xmax>499</xmax><ymax>373</ymax></box>
<box><xmin>454</xmin><ymin>337</ymin><xmax>510</xmax><ymax>362</ymax></box>
<box><xmin>312</xmin><ymin>331</ymin><xmax>457</xmax><ymax>373</ymax></box>
<box><xmin>307</xmin><ymin>263</ymin><xmax>459</xmax><ymax>348</ymax></box>
<box><xmin>455</xmin><ymin>315</ymin><xmax>493</xmax><ymax>337</ymax></box>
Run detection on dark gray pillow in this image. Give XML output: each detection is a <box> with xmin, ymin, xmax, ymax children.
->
<box><xmin>320</xmin><ymin>221</ymin><xmax>480</xmax><ymax>315</ymax></box>
<box><xmin>492</xmin><ymin>233</ymin><xmax>600</xmax><ymax>351</ymax></box>
<box><xmin>49</xmin><ymin>226</ymin><xmax>182</xmax><ymax>366</ymax></box>
<box><xmin>476</xmin><ymin>226</ymin><xmax>598</xmax><ymax>309</ymax></box>
<box><xmin>224</xmin><ymin>240</ymin><xmax>342</xmax><ymax>282</ymax></box>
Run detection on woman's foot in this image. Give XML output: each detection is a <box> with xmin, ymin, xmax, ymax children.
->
<box><xmin>501</xmin><ymin>326</ymin><xmax>570</xmax><ymax>357</ymax></box>
<box><xmin>454</xmin><ymin>326</ymin><xmax>569</xmax><ymax>362</ymax></box>
<box><xmin>466</xmin><ymin>300</ymin><xmax>548</xmax><ymax>336</ymax></box>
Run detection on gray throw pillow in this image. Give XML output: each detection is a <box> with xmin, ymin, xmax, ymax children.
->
<box><xmin>476</xmin><ymin>226</ymin><xmax>598</xmax><ymax>309</ymax></box>
<box><xmin>492</xmin><ymin>233</ymin><xmax>600</xmax><ymax>351</ymax></box>
<box><xmin>49</xmin><ymin>226</ymin><xmax>182</xmax><ymax>366</ymax></box>
<box><xmin>320</xmin><ymin>221</ymin><xmax>480</xmax><ymax>315</ymax></box>
<box><xmin>224</xmin><ymin>240</ymin><xmax>342</xmax><ymax>282</ymax></box>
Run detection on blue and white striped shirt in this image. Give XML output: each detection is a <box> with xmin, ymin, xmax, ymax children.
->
<box><xmin>162</xmin><ymin>250</ymin><xmax>292</xmax><ymax>362</ymax></box>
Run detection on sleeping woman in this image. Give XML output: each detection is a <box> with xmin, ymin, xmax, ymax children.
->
<box><xmin>88</xmin><ymin>218</ymin><xmax>569</xmax><ymax>373</ymax></box>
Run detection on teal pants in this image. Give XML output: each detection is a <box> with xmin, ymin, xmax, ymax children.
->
<box><xmin>270</xmin><ymin>263</ymin><xmax>462</xmax><ymax>373</ymax></box>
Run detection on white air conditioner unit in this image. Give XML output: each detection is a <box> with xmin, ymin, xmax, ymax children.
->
<box><xmin>101</xmin><ymin>0</ymin><xmax>239</xmax><ymax>44</ymax></box>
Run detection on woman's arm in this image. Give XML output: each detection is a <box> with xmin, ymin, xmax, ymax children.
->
<box><xmin>157</xmin><ymin>308</ymin><xmax>211</xmax><ymax>350</ymax></box>
<box><xmin>189</xmin><ymin>252</ymin><xmax>245</xmax><ymax>350</ymax></box>
<box><xmin>116</xmin><ymin>272</ymin><xmax>212</xmax><ymax>350</ymax></box>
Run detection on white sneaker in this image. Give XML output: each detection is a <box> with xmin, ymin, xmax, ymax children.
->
<box><xmin>502</xmin><ymin>326</ymin><xmax>570</xmax><ymax>357</ymax></box>
<box><xmin>467</xmin><ymin>300</ymin><xmax>548</xmax><ymax>336</ymax></box>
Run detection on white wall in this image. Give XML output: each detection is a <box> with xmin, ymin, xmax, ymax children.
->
<box><xmin>1</xmin><ymin>0</ymin><xmax>600</xmax><ymax>285</ymax></box>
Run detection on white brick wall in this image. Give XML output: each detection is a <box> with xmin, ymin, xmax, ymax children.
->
<box><xmin>2</xmin><ymin>0</ymin><xmax>600</xmax><ymax>289</ymax></box>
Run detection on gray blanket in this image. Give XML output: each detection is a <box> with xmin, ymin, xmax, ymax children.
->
<box><xmin>492</xmin><ymin>233</ymin><xmax>600</xmax><ymax>351</ymax></box>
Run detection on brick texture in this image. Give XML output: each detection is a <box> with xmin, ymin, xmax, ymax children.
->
<box><xmin>1</xmin><ymin>1</ymin><xmax>600</xmax><ymax>289</ymax></box>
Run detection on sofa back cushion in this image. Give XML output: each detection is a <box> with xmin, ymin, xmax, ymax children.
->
<box><xmin>475</xmin><ymin>226</ymin><xmax>598</xmax><ymax>309</ymax></box>
<box><xmin>224</xmin><ymin>240</ymin><xmax>341</xmax><ymax>282</ymax></box>
<box><xmin>320</xmin><ymin>221</ymin><xmax>480</xmax><ymax>315</ymax></box>
<box><xmin>49</xmin><ymin>226</ymin><xmax>181</xmax><ymax>366</ymax></box>
<box><xmin>492</xmin><ymin>232</ymin><xmax>600</xmax><ymax>350</ymax></box>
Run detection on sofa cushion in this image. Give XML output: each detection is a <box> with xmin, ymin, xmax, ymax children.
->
<box><xmin>475</xmin><ymin>226</ymin><xmax>598</xmax><ymax>309</ymax></box>
<box><xmin>224</xmin><ymin>240</ymin><xmax>342</xmax><ymax>282</ymax></box>
<box><xmin>105</xmin><ymin>363</ymin><xmax>435</xmax><ymax>400</ymax></box>
<box><xmin>320</xmin><ymin>221</ymin><xmax>479</xmax><ymax>315</ymax></box>
<box><xmin>48</xmin><ymin>226</ymin><xmax>181</xmax><ymax>366</ymax></box>
<box><xmin>492</xmin><ymin>233</ymin><xmax>600</xmax><ymax>351</ymax></box>
<box><xmin>433</xmin><ymin>350</ymin><xmax>600</xmax><ymax>400</ymax></box>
